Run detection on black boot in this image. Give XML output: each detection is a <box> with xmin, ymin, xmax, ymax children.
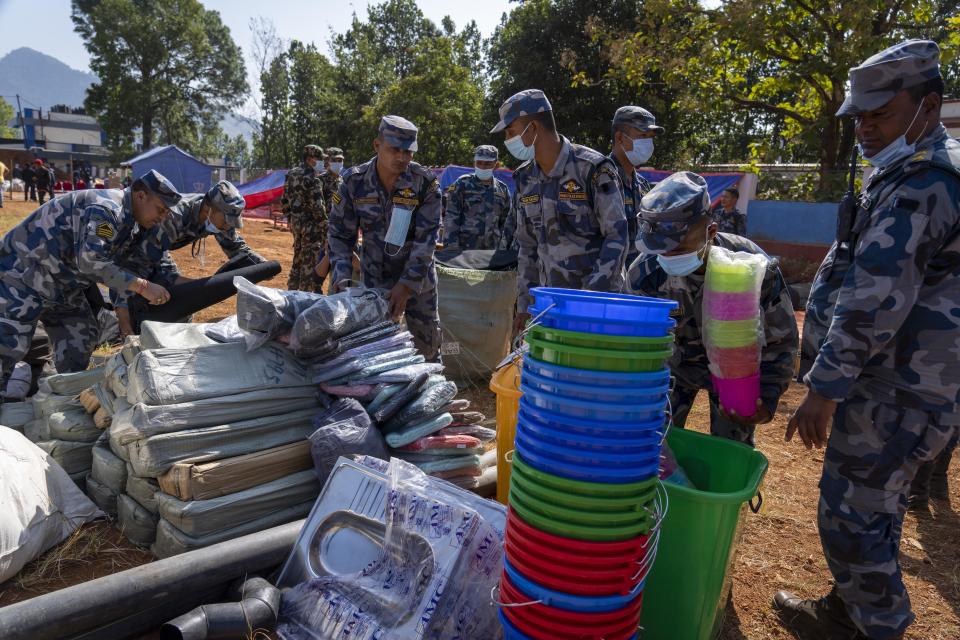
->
<box><xmin>930</xmin><ymin>437</ymin><xmax>956</xmax><ymax>501</ymax></box>
<box><xmin>909</xmin><ymin>461</ymin><xmax>933</xmax><ymax>511</ymax></box>
<box><xmin>773</xmin><ymin>588</ymin><xmax>878</xmax><ymax>640</ymax></box>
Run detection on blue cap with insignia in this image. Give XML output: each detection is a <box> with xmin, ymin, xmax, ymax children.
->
<box><xmin>379</xmin><ymin>115</ymin><xmax>419</xmax><ymax>152</ymax></box>
<box><xmin>636</xmin><ymin>171</ymin><xmax>711</xmax><ymax>255</ymax></box>
<box><xmin>136</xmin><ymin>169</ymin><xmax>182</xmax><ymax>209</ymax></box>
<box><xmin>491</xmin><ymin>89</ymin><xmax>552</xmax><ymax>134</ymax></box>
<box><xmin>205</xmin><ymin>180</ymin><xmax>246</xmax><ymax>229</ymax></box>
<box><xmin>474</xmin><ymin>145</ymin><xmax>498</xmax><ymax>161</ymax></box>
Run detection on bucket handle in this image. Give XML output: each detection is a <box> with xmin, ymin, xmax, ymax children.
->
<box><xmin>511</xmin><ymin>303</ymin><xmax>557</xmax><ymax>352</ymax></box>
<box><xmin>490</xmin><ymin>584</ymin><xmax>542</xmax><ymax>608</ymax></box>
<box><xmin>658</xmin><ymin>400</ymin><xmax>673</xmax><ymax>447</ymax></box>
<box><xmin>504</xmin><ymin>449</ymin><xmax>514</xmax><ymax>464</ymax></box>
<box><xmin>749</xmin><ymin>490</ymin><xmax>763</xmax><ymax>514</ymax></box>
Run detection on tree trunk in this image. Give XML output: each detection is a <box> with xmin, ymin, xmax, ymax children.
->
<box><xmin>142</xmin><ymin>112</ymin><xmax>154</xmax><ymax>151</ymax></box>
<box><xmin>818</xmin><ymin>112</ymin><xmax>840</xmax><ymax>191</ymax></box>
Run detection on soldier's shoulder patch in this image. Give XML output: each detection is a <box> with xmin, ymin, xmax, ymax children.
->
<box><xmin>331</xmin><ymin>191</ymin><xmax>342</xmax><ymax>205</ymax></box>
<box><xmin>520</xmin><ymin>194</ymin><xmax>540</xmax><ymax>206</ymax></box>
<box><xmin>447</xmin><ymin>183</ymin><xmax>458</xmax><ymax>193</ymax></box>
<box><xmin>558</xmin><ymin>179</ymin><xmax>587</xmax><ymax>201</ymax></box>
<box><xmin>95</xmin><ymin>222</ymin><xmax>115</xmax><ymax>240</ymax></box>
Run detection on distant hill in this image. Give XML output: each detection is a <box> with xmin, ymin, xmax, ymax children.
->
<box><xmin>0</xmin><ymin>47</ymin><xmax>257</xmax><ymax>143</ymax></box>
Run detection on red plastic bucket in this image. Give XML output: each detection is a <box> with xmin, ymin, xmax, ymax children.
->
<box><xmin>500</xmin><ymin>572</ymin><xmax>642</xmax><ymax>639</ymax></box>
<box><xmin>507</xmin><ymin>507</ymin><xmax>650</xmax><ymax>560</ymax></box>
<box><xmin>504</xmin><ymin>527</ymin><xmax>646</xmax><ymax>579</ymax></box>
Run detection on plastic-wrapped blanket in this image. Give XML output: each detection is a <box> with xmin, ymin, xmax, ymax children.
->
<box><xmin>91</xmin><ymin>436</ymin><xmax>127</xmax><ymax>493</ymax></box>
<box><xmin>125</xmin><ymin>466</ymin><xmax>160</xmax><ymax>514</ymax></box>
<box><xmin>156</xmin><ymin>470</ymin><xmax>320</xmax><ymax>537</ymax></box>
<box><xmin>382</xmin><ymin>381</ymin><xmax>458</xmax><ymax>432</ymax></box>
<box><xmin>204</xmin><ymin>315</ymin><xmax>245</xmax><ymax>343</ymax></box>
<box><xmin>84</xmin><ymin>474</ymin><xmax>118</xmax><ymax>516</ymax></box>
<box><xmin>45</xmin><ymin>367</ymin><xmax>105</xmax><ymax>396</ymax></box>
<box><xmin>233</xmin><ymin>277</ymin><xmax>327</xmax><ymax>350</ymax></box>
<box><xmin>349</xmin><ymin>362</ymin><xmax>443</xmax><ymax>385</ymax></box>
<box><xmin>0</xmin><ymin>402</ymin><xmax>35</xmax><ymax>431</ymax></box>
<box><xmin>48</xmin><ymin>409</ymin><xmax>100</xmax><ymax>442</ymax></box>
<box><xmin>126</xmin><ymin>408</ymin><xmax>319</xmax><ymax>477</ymax></box>
<box><xmin>308</xmin><ymin>399</ymin><xmax>388</xmax><ymax>483</ymax></box>
<box><xmin>111</xmin><ymin>386</ymin><xmax>322</xmax><ymax>446</ymax></box>
<box><xmin>36</xmin><ymin>439</ymin><xmax>94</xmax><ymax>475</ymax></box>
<box><xmin>118</xmin><ymin>493</ymin><xmax>158</xmax><ymax>546</ymax></box>
<box><xmin>383</xmin><ymin>413</ymin><xmax>453</xmax><ymax>448</ymax></box>
<box><xmin>370</xmin><ymin>374</ymin><xmax>429</xmax><ymax>425</ymax></box>
<box><xmin>126</xmin><ymin>342</ymin><xmax>312</xmax><ymax>406</ymax></box>
<box><xmin>139</xmin><ymin>321</ymin><xmax>218</xmax><ymax>350</ymax></box>
<box><xmin>288</xmin><ymin>288</ymin><xmax>390</xmax><ymax>359</ymax></box>
<box><xmin>314</xmin><ymin>348</ymin><xmax>422</xmax><ymax>384</ymax></box>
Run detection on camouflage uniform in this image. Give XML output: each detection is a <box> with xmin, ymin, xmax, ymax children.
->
<box><xmin>610</xmin><ymin>106</ymin><xmax>659</xmax><ymax>266</ymax></box>
<box><xmin>320</xmin><ymin>146</ymin><xmax>344</xmax><ymax>216</ymax></box>
<box><xmin>0</xmin><ymin>172</ymin><xmax>181</xmax><ymax>391</ymax></box>
<box><xmin>443</xmin><ymin>146</ymin><xmax>513</xmax><ymax>250</ymax></box>
<box><xmin>628</xmin><ymin>172</ymin><xmax>797</xmax><ymax>444</ymax></box>
<box><xmin>283</xmin><ymin>145</ymin><xmax>327</xmax><ymax>293</ymax></box>
<box><xmin>112</xmin><ymin>181</ymin><xmax>258</xmax><ymax>310</ymax></box>
<box><xmin>491</xmin><ymin>90</ymin><xmax>628</xmax><ymax>313</ymax></box>
<box><xmin>327</xmin><ymin>116</ymin><xmax>442</xmax><ymax>361</ymax></box>
<box><xmin>791</xmin><ymin>41</ymin><xmax>960</xmax><ymax>640</ymax></box>
<box><xmin>710</xmin><ymin>204</ymin><xmax>746</xmax><ymax>235</ymax></box>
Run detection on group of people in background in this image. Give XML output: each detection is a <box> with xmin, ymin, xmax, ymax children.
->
<box><xmin>0</xmin><ymin>159</ymin><xmax>98</xmax><ymax>206</ymax></box>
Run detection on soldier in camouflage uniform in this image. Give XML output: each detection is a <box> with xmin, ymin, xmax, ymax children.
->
<box><xmin>0</xmin><ymin>170</ymin><xmax>180</xmax><ymax>394</ymax></box>
<box><xmin>491</xmin><ymin>89</ymin><xmax>628</xmax><ymax>333</ymax></box>
<box><xmin>776</xmin><ymin>40</ymin><xmax>960</xmax><ymax>640</ymax></box>
<box><xmin>443</xmin><ymin>145</ymin><xmax>515</xmax><ymax>250</ymax></box>
<box><xmin>328</xmin><ymin>116</ymin><xmax>442</xmax><ymax>361</ymax></box>
<box><xmin>282</xmin><ymin>144</ymin><xmax>326</xmax><ymax>293</ymax></box>
<box><xmin>609</xmin><ymin>106</ymin><xmax>657</xmax><ymax>266</ymax></box>
<box><xmin>710</xmin><ymin>187</ymin><xmax>747</xmax><ymax>235</ymax></box>
<box><xmin>627</xmin><ymin>171</ymin><xmax>797</xmax><ymax>445</ymax></box>
<box><xmin>112</xmin><ymin>180</ymin><xmax>265</xmax><ymax>334</ymax></box>
<box><xmin>320</xmin><ymin>147</ymin><xmax>345</xmax><ymax>214</ymax></box>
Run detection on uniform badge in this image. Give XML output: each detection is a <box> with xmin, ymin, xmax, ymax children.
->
<box><xmin>520</xmin><ymin>194</ymin><xmax>540</xmax><ymax>205</ymax></box>
<box><xmin>355</xmin><ymin>196</ymin><xmax>378</xmax><ymax>205</ymax></box>
<box><xmin>447</xmin><ymin>184</ymin><xmax>457</xmax><ymax>193</ymax></box>
<box><xmin>95</xmin><ymin>222</ymin><xmax>115</xmax><ymax>240</ymax></box>
<box><xmin>558</xmin><ymin>179</ymin><xmax>587</xmax><ymax>201</ymax></box>
<box><xmin>331</xmin><ymin>192</ymin><xmax>342</xmax><ymax>205</ymax></box>
<box><xmin>392</xmin><ymin>187</ymin><xmax>419</xmax><ymax>207</ymax></box>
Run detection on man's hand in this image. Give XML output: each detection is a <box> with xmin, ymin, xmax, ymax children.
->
<box><xmin>315</xmin><ymin>252</ymin><xmax>331</xmax><ymax>280</ymax></box>
<box><xmin>786</xmin><ymin>389</ymin><xmax>838</xmax><ymax>449</ymax></box>
<box><xmin>513</xmin><ymin>311</ymin><xmax>531</xmax><ymax>337</ymax></box>
<box><xmin>174</xmin><ymin>276</ymin><xmax>195</xmax><ymax>285</ymax></box>
<box><xmin>115</xmin><ymin>307</ymin><xmax>135</xmax><ymax>339</ymax></box>
<box><xmin>719</xmin><ymin>399</ymin><xmax>773</xmax><ymax>426</ymax></box>
<box><xmin>389</xmin><ymin>282</ymin><xmax>413</xmax><ymax>321</ymax></box>
<box><xmin>140</xmin><ymin>282</ymin><xmax>171</xmax><ymax>306</ymax></box>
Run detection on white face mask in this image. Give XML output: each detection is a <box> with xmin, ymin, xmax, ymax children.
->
<box><xmin>330</xmin><ymin>162</ymin><xmax>344</xmax><ymax>174</ymax></box>
<box><xmin>385</xmin><ymin>206</ymin><xmax>413</xmax><ymax>256</ymax></box>
<box><xmin>505</xmin><ymin>123</ymin><xmax>537</xmax><ymax>161</ymax></box>
<box><xmin>622</xmin><ymin>136</ymin><xmax>654</xmax><ymax>165</ymax></box>
<box><xmin>859</xmin><ymin>102</ymin><xmax>925</xmax><ymax>169</ymax></box>
<box><xmin>204</xmin><ymin>220</ymin><xmax>221</xmax><ymax>235</ymax></box>
<box><xmin>475</xmin><ymin>167</ymin><xmax>494</xmax><ymax>180</ymax></box>
<box><xmin>656</xmin><ymin>229</ymin><xmax>711</xmax><ymax>276</ymax></box>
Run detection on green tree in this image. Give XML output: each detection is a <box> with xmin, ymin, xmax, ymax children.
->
<box><xmin>72</xmin><ymin>0</ymin><xmax>248</xmax><ymax>154</ymax></box>
<box><xmin>0</xmin><ymin>99</ymin><xmax>16</xmax><ymax>138</ymax></box>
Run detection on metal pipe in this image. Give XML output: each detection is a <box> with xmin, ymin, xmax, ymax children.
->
<box><xmin>0</xmin><ymin>520</ymin><xmax>304</xmax><ymax>640</ymax></box>
<box><xmin>160</xmin><ymin>577</ymin><xmax>281</xmax><ymax>640</ymax></box>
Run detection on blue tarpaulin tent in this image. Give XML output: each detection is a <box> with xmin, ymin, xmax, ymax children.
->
<box><xmin>123</xmin><ymin>145</ymin><xmax>212</xmax><ymax>195</ymax></box>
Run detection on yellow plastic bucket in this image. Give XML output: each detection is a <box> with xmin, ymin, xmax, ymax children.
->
<box><xmin>490</xmin><ymin>361</ymin><xmax>523</xmax><ymax>504</ymax></box>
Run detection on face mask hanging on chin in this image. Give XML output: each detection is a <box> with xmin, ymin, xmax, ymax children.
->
<box><xmin>859</xmin><ymin>102</ymin><xmax>926</xmax><ymax>169</ymax></box>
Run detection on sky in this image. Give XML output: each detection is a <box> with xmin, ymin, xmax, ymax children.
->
<box><xmin>0</xmin><ymin>0</ymin><xmax>514</xmax><ymax>115</ymax></box>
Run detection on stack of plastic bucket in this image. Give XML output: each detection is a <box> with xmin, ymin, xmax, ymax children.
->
<box><xmin>703</xmin><ymin>258</ymin><xmax>762</xmax><ymax>417</ymax></box>
<box><xmin>497</xmin><ymin>288</ymin><xmax>678</xmax><ymax>640</ymax></box>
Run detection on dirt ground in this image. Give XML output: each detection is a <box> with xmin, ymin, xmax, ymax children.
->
<box><xmin>0</xmin><ymin>198</ymin><xmax>958</xmax><ymax>638</ymax></box>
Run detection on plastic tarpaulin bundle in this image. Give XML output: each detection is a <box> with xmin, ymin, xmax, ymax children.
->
<box><xmin>45</xmin><ymin>367</ymin><xmax>105</xmax><ymax>396</ymax></box>
<box><xmin>125</xmin><ymin>466</ymin><xmax>160</xmax><ymax>514</ymax></box>
<box><xmin>84</xmin><ymin>474</ymin><xmax>118</xmax><ymax>517</ymax></box>
<box><xmin>48</xmin><ymin>409</ymin><xmax>100</xmax><ymax>442</ymax></box>
<box><xmin>0</xmin><ymin>429</ymin><xmax>103</xmax><ymax>583</ymax></box>
<box><xmin>139</xmin><ymin>321</ymin><xmax>217</xmax><ymax>350</ymax></box>
<box><xmin>91</xmin><ymin>436</ymin><xmax>128</xmax><ymax>493</ymax></box>
<box><xmin>276</xmin><ymin>458</ymin><xmax>504</xmax><ymax>640</ymax></box>
<box><xmin>304</xmin><ymin>322</ymin><xmax>402</xmax><ymax>364</ymax></box>
<box><xmin>126</xmin><ymin>408</ymin><xmax>319</xmax><ymax>477</ymax></box>
<box><xmin>117</xmin><ymin>493</ymin><xmax>159</xmax><ymax>546</ymax></box>
<box><xmin>394</xmin><ymin>452</ymin><xmax>483</xmax><ymax>474</ymax></box>
<box><xmin>313</xmin><ymin>348</ymin><xmax>422</xmax><ymax>384</ymax></box>
<box><xmin>37</xmin><ymin>439</ymin><xmax>95</xmax><ymax>475</ymax></box>
<box><xmin>288</xmin><ymin>288</ymin><xmax>390</xmax><ymax>359</ymax></box>
<box><xmin>312</xmin><ymin>331</ymin><xmax>414</xmax><ymax>378</ymax></box>
<box><xmin>308</xmin><ymin>399</ymin><xmax>388</xmax><ymax>484</ymax></box>
<box><xmin>156</xmin><ymin>470</ymin><xmax>320</xmax><ymax>538</ymax></box>
<box><xmin>204</xmin><ymin>315</ymin><xmax>245</xmax><ymax>343</ymax></box>
<box><xmin>233</xmin><ymin>277</ymin><xmax>327</xmax><ymax>350</ymax></box>
<box><xmin>121</xmin><ymin>335</ymin><xmax>141</xmax><ymax>365</ymax></box>
<box><xmin>111</xmin><ymin>386</ymin><xmax>322</xmax><ymax>447</ymax></box>
<box><xmin>93</xmin><ymin>382</ymin><xmax>116</xmax><ymax>417</ymax></box>
<box><xmin>437</xmin><ymin>264</ymin><xmax>516</xmax><ymax>384</ymax></box>
<box><xmin>0</xmin><ymin>402</ymin><xmax>35</xmax><ymax>431</ymax></box>
<box><xmin>126</xmin><ymin>342</ymin><xmax>313</xmax><ymax>406</ymax></box>
<box><xmin>349</xmin><ymin>362</ymin><xmax>443</xmax><ymax>385</ymax></box>
<box><xmin>105</xmin><ymin>353</ymin><xmax>129</xmax><ymax>400</ymax></box>
<box><xmin>152</xmin><ymin>501</ymin><xmax>314</xmax><ymax>559</ymax></box>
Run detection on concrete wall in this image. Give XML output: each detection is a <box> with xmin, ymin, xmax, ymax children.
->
<box><xmin>746</xmin><ymin>199</ymin><xmax>836</xmax><ymax>263</ymax></box>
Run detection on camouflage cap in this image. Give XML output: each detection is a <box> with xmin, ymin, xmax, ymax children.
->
<box><xmin>490</xmin><ymin>89</ymin><xmax>552</xmax><ymax>134</ymax></box>
<box><xmin>613</xmin><ymin>106</ymin><xmax>664</xmax><ymax>133</ymax></box>
<box><xmin>205</xmin><ymin>180</ymin><xmax>246</xmax><ymax>229</ymax></box>
<box><xmin>303</xmin><ymin>144</ymin><xmax>323</xmax><ymax>159</ymax></box>
<box><xmin>136</xmin><ymin>169</ymin><xmax>182</xmax><ymax>209</ymax></box>
<box><xmin>379</xmin><ymin>115</ymin><xmax>419</xmax><ymax>152</ymax></box>
<box><xmin>474</xmin><ymin>145</ymin><xmax>498</xmax><ymax>162</ymax></box>
<box><xmin>636</xmin><ymin>171</ymin><xmax>711</xmax><ymax>255</ymax></box>
<box><xmin>837</xmin><ymin>40</ymin><xmax>941</xmax><ymax>117</ymax></box>
<box><xmin>325</xmin><ymin>146</ymin><xmax>344</xmax><ymax>158</ymax></box>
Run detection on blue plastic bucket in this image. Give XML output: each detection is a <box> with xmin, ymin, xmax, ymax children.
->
<box><xmin>517</xmin><ymin>410</ymin><xmax>662</xmax><ymax>452</ymax></box>
<box><xmin>520</xmin><ymin>383</ymin><xmax>667</xmax><ymax>423</ymax></box>
<box><xmin>517</xmin><ymin>423</ymin><xmax>661</xmax><ymax>468</ymax></box>
<box><xmin>531</xmin><ymin>287</ymin><xmax>677</xmax><ymax>322</ymax></box>
<box><xmin>529</xmin><ymin>303</ymin><xmax>676</xmax><ymax>338</ymax></box>
<box><xmin>518</xmin><ymin>397</ymin><xmax>666</xmax><ymax>439</ymax></box>
<box><xmin>522</xmin><ymin>355</ymin><xmax>671</xmax><ymax>388</ymax></box>
<box><xmin>504</xmin><ymin>558</ymin><xmax>646</xmax><ymax>613</ymax></box>
<box><xmin>521</xmin><ymin>363</ymin><xmax>670</xmax><ymax>404</ymax></box>
<box><xmin>515</xmin><ymin>432</ymin><xmax>661</xmax><ymax>483</ymax></box>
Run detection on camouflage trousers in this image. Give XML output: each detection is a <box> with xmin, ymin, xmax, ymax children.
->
<box><xmin>287</xmin><ymin>216</ymin><xmax>325</xmax><ymax>294</ymax></box>
<box><xmin>670</xmin><ymin>382</ymin><xmax>756</xmax><ymax>445</ymax></box>
<box><xmin>0</xmin><ymin>280</ymin><xmax>99</xmax><ymax>393</ymax></box>
<box><xmin>818</xmin><ymin>392</ymin><xmax>960</xmax><ymax>639</ymax></box>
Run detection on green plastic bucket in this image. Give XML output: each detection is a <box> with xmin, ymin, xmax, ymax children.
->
<box><xmin>528</xmin><ymin>325</ymin><xmax>674</xmax><ymax>351</ymax></box>
<box><xmin>526</xmin><ymin>335</ymin><xmax>672</xmax><ymax>372</ymax></box>
<box><xmin>640</xmin><ymin>428</ymin><xmax>768</xmax><ymax>640</ymax></box>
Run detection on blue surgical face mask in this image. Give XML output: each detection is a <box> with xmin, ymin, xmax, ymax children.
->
<box><xmin>330</xmin><ymin>161</ymin><xmax>344</xmax><ymax>174</ymax></box>
<box><xmin>858</xmin><ymin>102</ymin><xmax>925</xmax><ymax>169</ymax></box>
<box><xmin>623</xmin><ymin>136</ymin><xmax>654</xmax><ymax>165</ymax></box>
<box><xmin>475</xmin><ymin>167</ymin><xmax>494</xmax><ymax>180</ymax></box>
<box><xmin>204</xmin><ymin>220</ymin><xmax>221</xmax><ymax>235</ymax></box>
<box><xmin>505</xmin><ymin>123</ymin><xmax>536</xmax><ymax>161</ymax></box>
<box><xmin>657</xmin><ymin>230</ymin><xmax>710</xmax><ymax>276</ymax></box>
